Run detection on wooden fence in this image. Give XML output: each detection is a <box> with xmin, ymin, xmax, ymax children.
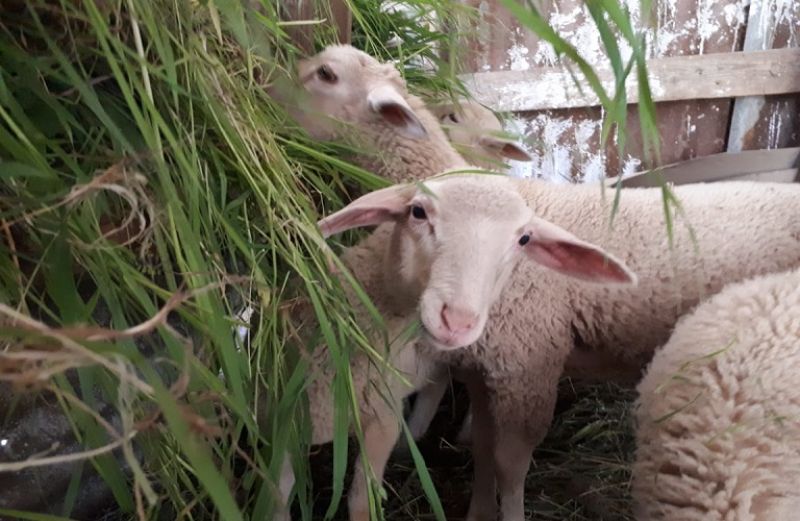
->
<box><xmin>283</xmin><ymin>0</ymin><xmax>800</xmax><ymax>181</ymax></box>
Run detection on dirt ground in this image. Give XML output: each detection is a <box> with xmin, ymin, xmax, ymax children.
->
<box><xmin>308</xmin><ymin>379</ymin><xmax>637</xmax><ymax>520</ymax></box>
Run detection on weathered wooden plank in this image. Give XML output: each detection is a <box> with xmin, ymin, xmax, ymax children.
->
<box><xmin>727</xmin><ymin>0</ymin><xmax>774</xmax><ymax>152</ymax></box>
<box><xmin>727</xmin><ymin>0</ymin><xmax>799</xmax><ymax>152</ymax></box>
<box><xmin>280</xmin><ymin>0</ymin><xmax>352</xmax><ymax>54</ymax></box>
<box><xmin>329</xmin><ymin>0</ymin><xmax>351</xmax><ymax>44</ymax></box>
<box><xmin>605</xmin><ymin>147</ymin><xmax>800</xmax><ymax>188</ymax></box>
<box><xmin>462</xmin><ymin>47</ymin><xmax>800</xmax><ymax>112</ymax></box>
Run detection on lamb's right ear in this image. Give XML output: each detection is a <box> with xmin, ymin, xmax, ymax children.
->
<box><xmin>317</xmin><ymin>184</ymin><xmax>416</xmax><ymax>238</ymax></box>
<box><xmin>522</xmin><ymin>217</ymin><xmax>637</xmax><ymax>285</ymax></box>
<box><xmin>367</xmin><ymin>84</ymin><xmax>428</xmax><ymax>140</ymax></box>
<box><xmin>479</xmin><ymin>136</ymin><xmax>533</xmax><ymax>162</ymax></box>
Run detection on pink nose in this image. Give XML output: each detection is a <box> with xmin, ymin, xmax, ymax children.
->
<box><xmin>440</xmin><ymin>304</ymin><xmax>478</xmax><ymax>335</ymax></box>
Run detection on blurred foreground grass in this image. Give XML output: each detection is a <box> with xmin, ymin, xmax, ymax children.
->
<box><xmin>0</xmin><ymin>1</ymin><xmax>657</xmax><ymax>520</ymax></box>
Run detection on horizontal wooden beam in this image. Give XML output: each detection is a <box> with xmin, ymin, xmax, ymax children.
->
<box><xmin>461</xmin><ymin>47</ymin><xmax>800</xmax><ymax>113</ymax></box>
<box><xmin>604</xmin><ymin>147</ymin><xmax>800</xmax><ymax>188</ymax></box>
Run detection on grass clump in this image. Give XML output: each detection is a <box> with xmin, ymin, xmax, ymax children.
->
<box><xmin>0</xmin><ymin>1</ymin><xmax>658</xmax><ymax>520</ymax></box>
<box><xmin>0</xmin><ymin>1</ymin><xmax>460</xmax><ymax>519</ymax></box>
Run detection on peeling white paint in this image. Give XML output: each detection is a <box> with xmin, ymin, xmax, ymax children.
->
<box><xmin>722</xmin><ymin>1</ymin><xmax>748</xmax><ymax>50</ymax></box>
<box><xmin>750</xmin><ymin>0</ymin><xmax>800</xmax><ymax>50</ymax></box>
<box><xmin>508</xmin><ymin>40</ymin><xmax>531</xmax><ymax>71</ymax></box>
<box><xmin>484</xmin><ymin>0</ymin><xmax>793</xmax><ymax>182</ymax></box>
<box><xmin>512</xmin><ymin>0</ymin><xmax>754</xmax><ymax>63</ymax></box>
<box><xmin>767</xmin><ymin>103</ymin><xmax>788</xmax><ymax>149</ymax></box>
<box><xmin>529</xmin><ymin>3</ymin><xmax>639</xmax><ymax>67</ymax></box>
<box><xmin>655</xmin><ymin>0</ymin><xmax>689</xmax><ymax>56</ymax></box>
<box><xmin>505</xmin><ymin>114</ymin><xmax>610</xmax><ymax>184</ymax></box>
<box><xmin>476</xmin><ymin>0</ymin><xmax>493</xmax><ymax>73</ymax></box>
<box><xmin>581</xmin><ymin>154</ymin><xmax>607</xmax><ymax>183</ymax></box>
<box><xmin>696</xmin><ymin>0</ymin><xmax>720</xmax><ymax>54</ymax></box>
<box><xmin>685</xmin><ymin>114</ymin><xmax>697</xmax><ymax>136</ymax></box>
<box><xmin>621</xmin><ymin>156</ymin><xmax>643</xmax><ymax>179</ymax></box>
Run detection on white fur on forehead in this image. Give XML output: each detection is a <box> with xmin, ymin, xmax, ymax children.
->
<box><xmin>423</xmin><ymin>174</ymin><xmax>527</xmax><ymax>219</ymax></box>
<box><xmin>459</xmin><ymin>102</ymin><xmax>504</xmax><ymax>132</ymax></box>
<box><xmin>305</xmin><ymin>44</ymin><xmax>406</xmax><ymax>87</ymax></box>
<box><xmin>433</xmin><ymin>100</ymin><xmax>503</xmax><ymax>133</ymax></box>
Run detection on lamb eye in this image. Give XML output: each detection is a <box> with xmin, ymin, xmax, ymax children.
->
<box><xmin>317</xmin><ymin>64</ymin><xmax>337</xmax><ymax>83</ymax></box>
<box><xmin>411</xmin><ymin>205</ymin><xmax>427</xmax><ymax>220</ymax></box>
<box><xmin>518</xmin><ymin>234</ymin><xmax>530</xmax><ymax>246</ymax></box>
<box><xmin>447</xmin><ymin>113</ymin><xmax>459</xmax><ymax>123</ymax></box>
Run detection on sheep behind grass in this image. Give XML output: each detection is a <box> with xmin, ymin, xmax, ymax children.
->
<box><xmin>274</xmin><ymin>46</ymin><xmax>533</xmax><ymax>183</ymax></box>
<box><xmin>273</xmin><ymin>45</ymin><xmax>534</xmax><ymax>448</ymax></box>
<box><xmin>331</xmin><ymin>174</ymin><xmax>800</xmax><ymax>521</ymax></box>
<box><xmin>275</xmin><ymin>45</ymin><xmax>800</xmax><ymax>520</ymax></box>
<box><xmin>430</xmin><ymin>99</ymin><xmax>532</xmax><ymax>170</ymax></box>
<box><xmin>275</xmin><ymin>208</ymin><xmax>446</xmax><ymax>521</ymax></box>
<box><xmin>633</xmin><ymin>268</ymin><xmax>800</xmax><ymax>521</ymax></box>
<box><xmin>272</xmin><ymin>44</ymin><xmax>468</xmax><ymax>183</ymax></box>
<box><xmin>290</xmin><ymin>174</ymin><xmax>636</xmax><ymax>520</ymax></box>
<box><xmin>405</xmin><ymin>99</ymin><xmax>532</xmax><ymax>445</ymax></box>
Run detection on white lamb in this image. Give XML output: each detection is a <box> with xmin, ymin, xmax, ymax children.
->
<box><xmin>274</xmin><ymin>221</ymin><xmax>441</xmax><ymax>521</ymax></box>
<box><xmin>430</xmin><ymin>99</ymin><xmax>532</xmax><ymax>170</ymax></box>
<box><xmin>277</xmin><ymin>44</ymin><xmax>800</xmax><ymax>521</ymax></box>
<box><xmin>633</xmin><ymin>268</ymin><xmax>800</xmax><ymax>521</ymax></box>
<box><xmin>405</xmin><ymin>100</ymin><xmax>533</xmax><ymax>444</ymax></box>
<box><xmin>324</xmin><ymin>173</ymin><xmax>800</xmax><ymax>521</ymax></box>
<box><xmin>275</xmin><ymin>175</ymin><xmax>632</xmax><ymax>520</ymax></box>
<box><xmin>272</xmin><ymin>44</ymin><xmax>467</xmax><ymax>182</ymax></box>
<box><xmin>273</xmin><ymin>45</ymin><xmax>531</xmax><ymax>445</ymax></box>
<box><xmin>273</xmin><ymin>45</ymin><xmax>532</xmax><ymax>180</ymax></box>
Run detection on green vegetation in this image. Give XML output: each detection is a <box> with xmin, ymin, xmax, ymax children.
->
<box><xmin>0</xmin><ymin>1</ymin><xmax>658</xmax><ymax>520</ymax></box>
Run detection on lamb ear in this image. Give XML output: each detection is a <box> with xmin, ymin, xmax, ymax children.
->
<box><xmin>317</xmin><ymin>184</ymin><xmax>416</xmax><ymax>238</ymax></box>
<box><xmin>367</xmin><ymin>84</ymin><xmax>428</xmax><ymax>140</ymax></box>
<box><xmin>522</xmin><ymin>218</ymin><xmax>637</xmax><ymax>284</ymax></box>
<box><xmin>479</xmin><ymin>136</ymin><xmax>533</xmax><ymax>162</ymax></box>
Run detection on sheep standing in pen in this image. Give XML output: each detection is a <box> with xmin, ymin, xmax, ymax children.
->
<box><xmin>405</xmin><ymin>99</ymin><xmax>533</xmax><ymax>444</ymax></box>
<box><xmin>326</xmin><ymin>173</ymin><xmax>800</xmax><ymax>521</ymax></box>
<box><xmin>274</xmin><ymin>218</ymin><xmax>442</xmax><ymax>521</ymax></box>
<box><xmin>272</xmin><ymin>44</ymin><xmax>532</xmax><ymax>446</ymax></box>
<box><xmin>633</xmin><ymin>268</ymin><xmax>800</xmax><ymax>521</ymax></box>
<box><xmin>275</xmin><ymin>175</ymin><xmax>633</xmax><ymax>520</ymax></box>
<box><xmin>275</xmin><ymin>43</ymin><xmax>800</xmax><ymax>521</ymax></box>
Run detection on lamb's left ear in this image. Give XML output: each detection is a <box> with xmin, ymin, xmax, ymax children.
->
<box><xmin>521</xmin><ymin>217</ymin><xmax>637</xmax><ymax>284</ymax></box>
<box><xmin>479</xmin><ymin>136</ymin><xmax>533</xmax><ymax>162</ymax></box>
<box><xmin>317</xmin><ymin>184</ymin><xmax>416</xmax><ymax>238</ymax></box>
<box><xmin>367</xmin><ymin>84</ymin><xmax>428</xmax><ymax>140</ymax></box>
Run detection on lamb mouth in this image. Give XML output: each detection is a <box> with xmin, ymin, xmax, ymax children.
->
<box><xmin>419</xmin><ymin>326</ymin><xmax>463</xmax><ymax>352</ymax></box>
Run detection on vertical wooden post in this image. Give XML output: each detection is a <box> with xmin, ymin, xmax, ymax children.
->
<box><xmin>281</xmin><ymin>0</ymin><xmax>351</xmax><ymax>55</ymax></box>
<box><xmin>282</xmin><ymin>0</ymin><xmax>317</xmax><ymax>54</ymax></box>
<box><xmin>727</xmin><ymin>0</ymin><xmax>798</xmax><ymax>152</ymax></box>
<box><xmin>330</xmin><ymin>0</ymin><xmax>352</xmax><ymax>45</ymax></box>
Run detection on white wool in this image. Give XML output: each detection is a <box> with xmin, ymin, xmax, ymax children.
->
<box><xmin>633</xmin><ymin>268</ymin><xmax>800</xmax><ymax>520</ymax></box>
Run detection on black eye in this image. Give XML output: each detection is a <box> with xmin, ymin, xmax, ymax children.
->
<box><xmin>411</xmin><ymin>205</ymin><xmax>427</xmax><ymax>220</ymax></box>
<box><xmin>518</xmin><ymin>234</ymin><xmax>530</xmax><ymax>246</ymax></box>
<box><xmin>447</xmin><ymin>113</ymin><xmax>459</xmax><ymax>123</ymax></box>
<box><xmin>317</xmin><ymin>64</ymin><xmax>337</xmax><ymax>83</ymax></box>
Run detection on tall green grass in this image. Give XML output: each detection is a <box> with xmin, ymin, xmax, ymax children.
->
<box><xmin>0</xmin><ymin>1</ymin><xmax>661</xmax><ymax>520</ymax></box>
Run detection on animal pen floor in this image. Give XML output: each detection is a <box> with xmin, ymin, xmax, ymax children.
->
<box><xmin>307</xmin><ymin>380</ymin><xmax>637</xmax><ymax>521</ymax></box>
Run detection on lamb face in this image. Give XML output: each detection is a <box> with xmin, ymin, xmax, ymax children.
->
<box><xmin>432</xmin><ymin>101</ymin><xmax>532</xmax><ymax>168</ymax></box>
<box><xmin>282</xmin><ymin>44</ymin><xmax>427</xmax><ymax>140</ymax></box>
<box><xmin>319</xmin><ymin>174</ymin><xmax>636</xmax><ymax>351</ymax></box>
